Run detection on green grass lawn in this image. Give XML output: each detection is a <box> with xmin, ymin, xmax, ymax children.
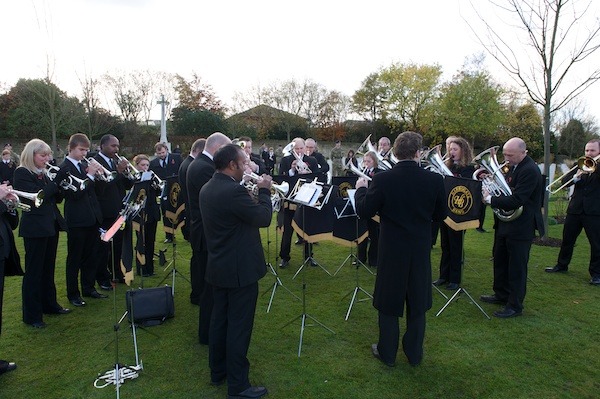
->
<box><xmin>1</xmin><ymin>207</ymin><xmax>599</xmax><ymax>399</ymax></box>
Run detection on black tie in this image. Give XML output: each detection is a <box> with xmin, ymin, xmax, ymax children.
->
<box><xmin>77</xmin><ymin>162</ymin><xmax>84</xmax><ymax>175</ymax></box>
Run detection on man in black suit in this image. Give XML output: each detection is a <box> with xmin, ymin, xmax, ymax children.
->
<box><xmin>149</xmin><ymin>142</ymin><xmax>183</xmax><ymax>243</ymax></box>
<box><xmin>93</xmin><ymin>135</ymin><xmax>133</xmax><ymax>288</ymax></box>
<box><xmin>480</xmin><ymin>137</ymin><xmax>544</xmax><ymax>318</ymax></box>
<box><xmin>305</xmin><ymin>138</ymin><xmax>330</xmax><ymax>181</ymax></box>
<box><xmin>238</xmin><ymin>136</ymin><xmax>267</xmax><ymax>175</ymax></box>
<box><xmin>0</xmin><ymin>184</ymin><xmax>22</xmax><ymax>375</ymax></box>
<box><xmin>186</xmin><ymin>132</ymin><xmax>230</xmax><ymax>341</ymax></box>
<box><xmin>200</xmin><ymin>144</ymin><xmax>271</xmax><ymax>399</ymax></box>
<box><xmin>60</xmin><ymin>133</ymin><xmax>105</xmax><ymax>307</ymax></box>
<box><xmin>277</xmin><ymin>137</ymin><xmax>319</xmax><ymax>269</ymax></box>
<box><xmin>355</xmin><ymin>131</ymin><xmax>446</xmax><ymax>367</ymax></box>
<box><xmin>179</xmin><ymin>138</ymin><xmax>206</xmax><ymax>242</ymax></box>
<box><xmin>545</xmin><ymin>139</ymin><xmax>600</xmax><ymax>285</ymax></box>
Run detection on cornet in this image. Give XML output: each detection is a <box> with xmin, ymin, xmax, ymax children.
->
<box><xmin>2</xmin><ymin>189</ymin><xmax>44</xmax><ymax>212</ymax></box>
<box><xmin>243</xmin><ymin>172</ymin><xmax>289</xmax><ymax>211</ymax></box>
<box><xmin>85</xmin><ymin>157</ymin><xmax>117</xmax><ymax>182</ymax></box>
<box><xmin>116</xmin><ymin>154</ymin><xmax>142</xmax><ymax>181</ymax></box>
<box><xmin>45</xmin><ymin>163</ymin><xmax>89</xmax><ymax>191</ymax></box>
<box><xmin>150</xmin><ymin>171</ymin><xmax>166</xmax><ymax>192</ymax></box>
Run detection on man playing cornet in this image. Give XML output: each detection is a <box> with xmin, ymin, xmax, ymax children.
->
<box><xmin>545</xmin><ymin>139</ymin><xmax>600</xmax><ymax>285</ymax></box>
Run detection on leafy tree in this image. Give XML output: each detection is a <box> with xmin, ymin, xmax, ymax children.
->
<box><xmin>174</xmin><ymin>72</ymin><xmax>225</xmax><ymax>115</ymax></box>
<box><xmin>379</xmin><ymin>62</ymin><xmax>442</xmax><ymax>132</ymax></box>
<box><xmin>498</xmin><ymin>103</ymin><xmax>544</xmax><ymax>160</ymax></box>
<box><xmin>558</xmin><ymin>118</ymin><xmax>590</xmax><ymax>158</ymax></box>
<box><xmin>170</xmin><ymin>108</ymin><xmax>227</xmax><ymax>137</ymax></box>
<box><xmin>352</xmin><ymin>72</ymin><xmax>389</xmax><ymax>123</ymax></box>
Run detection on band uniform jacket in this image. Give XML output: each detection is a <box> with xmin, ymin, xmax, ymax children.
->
<box><xmin>279</xmin><ymin>154</ymin><xmax>319</xmax><ymax>177</ymax></box>
<box><xmin>200</xmin><ymin>173</ymin><xmax>272</xmax><ymax>288</ymax></box>
<box><xmin>0</xmin><ymin>201</ymin><xmax>22</xmax><ymax>334</ymax></box>
<box><xmin>186</xmin><ymin>154</ymin><xmax>215</xmax><ymax>249</ymax></box>
<box><xmin>561</xmin><ymin>167</ymin><xmax>600</xmax><ymax>216</ymax></box>
<box><xmin>355</xmin><ymin>161</ymin><xmax>446</xmax><ymax>317</ymax></box>
<box><xmin>13</xmin><ymin>167</ymin><xmax>67</xmax><ymax>237</ymax></box>
<box><xmin>93</xmin><ymin>155</ymin><xmax>133</xmax><ymax>219</ymax></box>
<box><xmin>149</xmin><ymin>153</ymin><xmax>183</xmax><ymax>180</ymax></box>
<box><xmin>491</xmin><ymin>155</ymin><xmax>544</xmax><ymax>240</ymax></box>
<box><xmin>59</xmin><ymin>159</ymin><xmax>103</xmax><ymax>228</ymax></box>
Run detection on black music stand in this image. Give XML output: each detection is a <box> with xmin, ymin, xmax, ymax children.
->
<box><xmin>157</xmin><ymin>175</ymin><xmax>190</xmax><ymax>296</ymax></box>
<box><xmin>436</xmin><ymin>230</ymin><xmax>490</xmax><ymax>319</ymax></box>
<box><xmin>95</xmin><ymin>198</ymin><xmax>145</xmax><ymax>395</ymax></box>
<box><xmin>261</xmin><ymin>201</ymin><xmax>300</xmax><ymax>313</ymax></box>
<box><xmin>281</xmin><ymin>178</ymin><xmax>335</xmax><ymax>357</ymax></box>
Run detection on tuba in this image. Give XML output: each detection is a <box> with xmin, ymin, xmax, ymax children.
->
<box><xmin>472</xmin><ymin>146</ymin><xmax>522</xmax><ymax>222</ymax></box>
<box><xmin>423</xmin><ymin>145</ymin><xmax>453</xmax><ymax>176</ymax></box>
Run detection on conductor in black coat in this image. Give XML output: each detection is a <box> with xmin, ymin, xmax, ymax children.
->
<box><xmin>186</xmin><ymin>132</ymin><xmax>230</xmax><ymax>342</ymax></box>
<box><xmin>480</xmin><ymin>137</ymin><xmax>544</xmax><ymax>318</ymax></box>
<box><xmin>13</xmin><ymin>139</ymin><xmax>69</xmax><ymax>328</ymax></box>
<box><xmin>545</xmin><ymin>139</ymin><xmax>600</xmax><ymax>285</ymax></box>
<box><xmin>356</xmin><ymin>131</ymin><xmax>446</xmax><ymax>367</ymax></box>
<box><xmin>0</xmin><ymin>184</ymin><xmax>22</xmax><ymax>374</ymax></box>
<box><xmin>200</xmin><ymin>144</ymin><xmax>271</xmax><ymax>398</ymax></box>
<box><xmin>149</xmin><ymin>142</ymin><xmax>183</xmax><ymax>243</ymax></box>
<box><xmin>93</xmin><ymin>135</ymin><xmax>133</xmax><ymax>286</ymax></box>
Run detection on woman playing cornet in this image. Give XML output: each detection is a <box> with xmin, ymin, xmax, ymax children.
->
<box><xmin>13</xmin><ymin>139</ymin><xmax>70</xmax><ymax>328</ymax></box>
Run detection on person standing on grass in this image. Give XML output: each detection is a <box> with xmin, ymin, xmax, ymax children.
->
<box><xmin>356</xmin><ymin>131</ymin><xmax>446</xmax><ymax>367</ymax></box>
<box><xmin>0</xmin><ymin>184</ymin><xmax>22</xmax><ymax>375</ymax></box>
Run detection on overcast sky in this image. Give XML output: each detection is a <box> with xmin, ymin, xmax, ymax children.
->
<box><xmin>2</xmin><ymin>0</ymin><xmax>600</xmax><ymax>124</ymax></box>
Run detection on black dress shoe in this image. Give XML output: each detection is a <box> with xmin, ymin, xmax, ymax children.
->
<box><xmin>493</xmin><ymin>307</ymin><xmax>522</xmax><ymax>318</ymax></box>
<box><xmin>446</xmin><ymin>282</ymin><xmax>459</xmax><ymax>290</ymax></box>
<box><xmin>30</xmin><ymin>321</ymin><xmax>47</xmax><ymax>329</ymax></box>
<box><xmin>590</xmin><ymin>276</ymin><xmax>600</xmax><ymax>285</ymax></box>
<box><xmin>279</xmin><ymin>259</ymin><xmax>289</xmax><ymax>269</ymax></box>
<box><xmin>432</xmin><ymin>278</ymin><xmax>446</xmax><ymax>286</ymax></box>
<box><xmin>480</xmin><ymin>294</ymin><xmax>506</xmax><ymax>305</ymax></box>
<box><xmin>476</xmin><ymin>227</ymin><xmax>486</xmax><ymax>233</ymax></box>
<box><xmin>294</xmin><ymin>239</ymin><xmax>305</xmax><ymax>245</ymax></box>
<box><xmin>69</xmin><ymin>298</ymin><xmax>86</xmax><ymax>307</ymax></box>
<box><xmin>0</xmin><ymin>360</ymin><xmax>17</xmax><ymax>375</ymax></box>
<box><xmin>371</xmin><ymin>343</ymin><xmax>395</xmax><ymax>367</ymax></box>
<box><xmin>164</xmin><ymin>238</ymin><xmax>173</xmax><ymax>243</ymax></box>
<box><xmin>84</xmin><ymin>291</ymin><xmax>108</xmax><ymax>299</ymax></box>
<box><xmin>228</xmin><ymin>386</ymin><xmax>268</xmax><ymax>399</ymax></box>
<box><xmin>545</xmin><ymin>265</ymin><xmax>568</xmax><ymax>273</ymax></box>
<box><xmin>99</xmin><ymin>283</ymin><xmax>113</xmax><ymax>291</ymax></box>
<box><xmin>210</xmin><ymin>376</ymin><xmax>226</xmax><ymax>386</ymax></box>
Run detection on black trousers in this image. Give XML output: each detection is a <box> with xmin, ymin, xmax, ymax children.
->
<box><xmin>492</xmin><ymin>235</ymin><xmax>532</xmax><ymax>312</ymax></box>
<box><xmin>197</xmin><ymin>247</ymin><xmax>213</xmax><ymax>345</ymax></box>
<box><xmin>95</xmin><ymin>217</ymin><xmax>125</xmax><ymax>284</ymax></box>
<box><xmin>557</xmin><ymin>213</ymin><xmax>600</xmax><ymax>277</ymax></box>
<box><xmin>377</xmin><ymin>307</ymin><xmax>426</xmax><ymax>366</ymax></box>
<box><xmin>438</xmin><ymin>225</ymin><xmax>464</xmax><ymax>284</ymax></box>
<box><xmin>358</xmin><ymin>219</ymin><xmax>379</xmax><ymax>266</ymax></box>
<box><xmin>22</xmin><ymin>235</ymin><xmax>62</xmax><ymax>324</ymax></box>
<box><xmin>209</xmin><ymin>282</ymin><xmax>258</xmax><ymax>395</ymax></box>
<box><xmin>66</xmin><ymin>225</ymin><xmax>100</xmax><ymax>299</ymax></box>
<box><xmin>279</xmin><ymin>208</ymin><xmax>294</xmax><ymax>261</ymax></box>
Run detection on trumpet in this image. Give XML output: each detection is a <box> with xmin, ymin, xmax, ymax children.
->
<box><xmin>149</xmin><ymin>171</ymin><xmax>165</xmax><ymax>192</ymax></box>
<box><xmin>243</xmin><ymin>172</ymin><xmax>289</xmax><ymax>211</ymax></box>
<box><xmin>116</xmin><ymin>154</ymin><xmax>142</xmax><ymax>181</ymax></box>
<box><xmin>546</xmin><ymin>154</ymin><xmax>600</xmax><ymax>194</ymax></box>
<box><xmin>3</xmin><ymin>189</ymin><xmax>44</xmax><ymax>212</ymax></box>
<box><xmin>85</xmin><ymin>157</ymin><xmax>117</xmax><ymax>182</ymax></box>
<box><xmin>45</xmin><ymin>162</ymin><xmax>89</xmax><ymax>191</ymax></box>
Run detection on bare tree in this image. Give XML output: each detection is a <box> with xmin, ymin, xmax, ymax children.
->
<box><xmin>465</xmin><ymin>0</ymin><xmax>600</xmax><ymax>239</ymax></box>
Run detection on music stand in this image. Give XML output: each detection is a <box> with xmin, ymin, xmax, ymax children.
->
<box><xmin>436</xmin><ymin>230</ymin><xmax>490</xmax><ymax>319</ymax></box>
<box><xmin>289</xmin><ymin>178</ymin><xmax>334</xmax><ymax>279</ymax></box>
<box><xmin>261</xmin><ymin>202</ymin><xmax>300</xmax><ymax>313</ymax></box>
<box><xmin>95</xmin><ymin>198</ymin><xmax>145</xmax><ymax>396</ymax></box>
<box><xmin>281</xmin><ymin>178</ymin><xmax>335</xmax><ymax>357</ymax></box>
<box><xmin>157</xmin><ymin>175</ymin><xmax>190</xmax><ymax>296</ymax></box>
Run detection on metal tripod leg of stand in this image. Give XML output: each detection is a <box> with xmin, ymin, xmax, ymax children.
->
<box><xmin>435</xmin><ymin>286</ymin><xmax>491</xmax><ymax>319</ymax></box>
<box><xmin>262</xmin><ymin>262</ymin><xmax>301</xmax><ymax>313</ymax></box>
<box><xmin>334</xmin><ymin>252</ymin><xmax>375</xmax><ymax>276</ymax></box>
<box><xmin>292</xmin><ymin>256</ymin><xmax>331</xmax><ymax>279</ymax></box>
<box><xmin>157</xmin><ymin>241</ymin><xmax>190</xmax><ymax>296</ymax></box>
<box><xmin>433</xmin><ymin>283</ymin><xmax>449</xmax><ymax>300</ymax></box>
<box><xmin>281</xmin><ymin>282</ymin><xmax>335</xmax><ymax>357</ymax></box>
<box><xmin>342</xmin><ymin>263</ymin><xmax>373</xmax><ymax>321</ymax></box>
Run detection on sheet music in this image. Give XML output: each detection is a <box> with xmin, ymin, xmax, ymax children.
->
<box><xmin>295</xmin><ymin>182</ymin><xmax>321</xmax><ymax>206</ymax></box>
<box><xmin>140</xmin><ymin>171</ymin><xmax>152</xmax><ymax>181</ymax></box>
<box><xmin>347</xmin><ymin>189</ymin><xmax>357</xmax><ymax>213</ymax></box>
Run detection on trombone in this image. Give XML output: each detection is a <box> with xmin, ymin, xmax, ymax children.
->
<box><xmin>3</xmin><ymin>189</ymin><xmax>44</xmax><ymax>212</ymax></box>
<box><xmin>85</xmin><ymin>157</ymin><xmax>117</xmax><ymax>182</ymax></box>
<box><xmin>546</xmin><ymin>154</ymin><xmax>600</xmax><ymax>194</ymax></box>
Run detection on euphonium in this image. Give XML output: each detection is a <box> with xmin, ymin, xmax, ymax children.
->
<box><xmin>423</xmin><ymin>145</ymin><xmax>453</xmax><ymax>176</ymax></box>
<box><xmin>472</xmin><ymin>146</ymin><xmax>522</xmax><ymax>222</ymax></box>
<box><xmin>3</xmin><ymin>189</ymin><xmax>44</xmax><ymax>212</ymax></box>
<box><xmin>348</xmin><ymin>161</ymin><xmax>372</xmax><ymax>181</ymax></box>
